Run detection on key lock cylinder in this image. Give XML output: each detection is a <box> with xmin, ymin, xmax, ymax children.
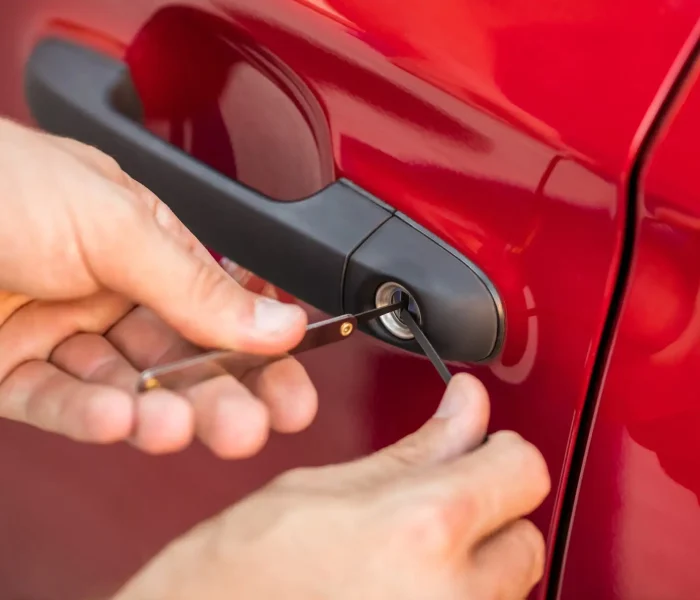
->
<box><xmin>342</xmin><ymin>210</ymin><xmax>504</xmax><ymax>365</ymax></box>
<box><xmin>374</xmin><ymin>282</ymin><xmax>421</xmax><ymax>340</ymax></box>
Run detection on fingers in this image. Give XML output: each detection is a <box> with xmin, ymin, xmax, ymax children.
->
<box><xmin>181</xmin><ymin>375</ymin><xmax>270</xmax><ymax>459</ymax></box>
<box><xmin>107</xmin><ymin>306</ymin><xmax>198</xmax><ymax>370</ymax></box>
<box><xmin>350</xmin><ymin>374</ymin><xmax>547</xmax><ymax>574</ymax></box>
<box><xmin>50</xmin><ymin>333</ymin><xmax>196</xmax><ymax>454</ymax></box>
<box><xmin>55</xmin><ymin>322</ymin><xmax>316</xmax><ymax>456</ymax></box>
<box><xmin>365</xmin><ymin>373</ymin><xmax>490</xmax><ymax>477</ymax></box>
<box><xmin>429</xmin><ymin>430</ymin><xmax>551</xmax><ymax>544</ymax></box>
<box><xmin>471</xmin><ymin>519</ymin><xmax>546</xmax><ymax>599</ymax></box>
<box><xmin>241</xmin><ymin>357</ymin><xmax>318</xmax><ymax>433</ymax></box>
<box><xmin>130</xmin><ymin>389</ymin><xmax>196</xmax><ymax>454</ymax></box>
<box><xmin>170</xmin><ymin>360</ymin><xmax>316</xmax><ymax>456</ymax></box>
<box><xmin>0</xmin><ymin>360</ymin><xmax>134</xmax><ymax>443</ymax></box>
<box><xmin>85</xmin><ymin>184</ymin><xmax>307</xmax><ymax>355</ymax></box>
<box><xmin>51</xmin><ymin>331</ymin><xmax>141</xmax><ymax>389</ymax></box>
<box><xmin>50</xmin><ymin>328</ymin><xmax>271</xmax><ymax>457</ymax></box>
<box><xmin>110</xmin><ymin>308</ymin><xmax>318</xmax><ymax>435</ymax></box>
<box><xmin>0</xmin><ymin>290</ymin><xmax>133</xmax><ymax>382</ymax></box>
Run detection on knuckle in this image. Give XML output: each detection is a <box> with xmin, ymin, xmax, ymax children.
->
<box><xmin>82</xmin><ymin>295</ymin><xmax>133</xmax><ymax>333</ymax></box>
<box><xmin>130</xmin><ymin>180</ymin><xmax>174</xmax><ymax>228</ymax></box>
<box><xmin>271</xmin><ymin>466</ymin><xmax>316</xmax><ymax>490</ymax></box>
<box><xmin>87</xmin><ymin>147</ymin><xmax>124</xmax><ymax>180</ymax></box>
<box><xmin>488</xmin><ymin>429</ymin><xmax>523</xmax><ymax>448</ymax></box>
<box><xmin>394</xmin><ymin>497</ymin><xmax>456</xmax><ymax>558</ymax></box>
<box><xmin>474</xmin><ymin>520</ymin><xmax>546</xmax><ymax>600</ymax></box>
<box><xmin>459</xmin><ymin>485</ymin><xmax>481</xmax><ymax>524</ymax></box>
<box><xmin>491</xmin><ymin>430</ymin><xmax>551</xmax><ymax>497</ymax></box>
<box><xmin>382</xmin><ymin>437</ymin><xmax>428</xmax><ymax>470</ymax></box>
<box><xmin>513</xmin><ymin>519</ymin><xmax>546</xmax><ymax>586</ymax></box>
<box><xmin>518</xmin><ymin>442</ymin><xmax>551</xmax><ymax>499</ymax></box>
<box><xmin>378</xmin><ymin>419</ymin><xmax>452</xmax><ymax>472</ymax></box>
<box><xmin>151</xmin><ymin>198</ymin><xmax>180</xmax><ymax>233</ymax></box>
<box><xmin>190</xmin><ymin>261</ymin><xmax>241</xmax><ymax>307</ymax></box>
<box><xmin>99</xmin><ymin>194</ymin><xmax>145</xmax><ymax>237</ymax></box>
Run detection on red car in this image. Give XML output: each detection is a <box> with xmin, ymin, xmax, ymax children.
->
<box><xmin>1</xmin><ymin>1</ymin><xmax>699</xmax><ymax>598</ymax></box>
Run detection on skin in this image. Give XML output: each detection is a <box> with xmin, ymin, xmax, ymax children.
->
<box><xmin>115</xmin><ymin>375</ymin><xmax>550</xmax><ymax>600</ymax></box>
<box><xmin>0</xmin><ymin>117</ymin><xmax>551</xmax><ymax>598</ymax></box>
<box><xmin>0</xmin><ymin>116</ymin><xmax>315</xmax><ymax>458</ymax></box>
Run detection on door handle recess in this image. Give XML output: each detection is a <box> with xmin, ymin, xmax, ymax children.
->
<box><xmin>25</xmin><ymin>37</ymin><xmax>504</xmax><ymax>363</ymax></box>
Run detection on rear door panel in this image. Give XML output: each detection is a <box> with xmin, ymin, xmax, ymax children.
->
<box><xmin>0</xmin><ymin>1</ymin><xmax>697</xmax><ymax>598</ymax></box>
<box><xmin>560</xmin><ymin>33</ymin><xmax>700</xmax><ymax>599</ymax></box>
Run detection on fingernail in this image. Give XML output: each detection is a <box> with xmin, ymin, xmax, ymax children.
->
<box><xmin>433</xmin><ymin>378</ymin><xmax>468</xmax><ymax>419</ymax></box>
<box><xmin>220</xmin><ymin>257</ymin><xmax>238</xmax><ymax>272</ymax></box>
<box><xmin>253</xmin><ymin>297</ymin><xmax>303</xmax><ymax>334</ymax></box>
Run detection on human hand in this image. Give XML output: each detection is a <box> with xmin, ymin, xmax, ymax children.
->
<box><xmin>0</xmin><ymin>117</ymin><xmax>317</xmax><ymax>457</ymax></box>
<box><xmin>115</xmin><ymin>373</ymin><xmax>551</xmax><ymax>600</ymax></box>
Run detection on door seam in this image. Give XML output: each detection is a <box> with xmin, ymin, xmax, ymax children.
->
<box><xmin>545</xmin><ymin>24</ymin><xmax>700</xmax><ymax>600</ymax></box>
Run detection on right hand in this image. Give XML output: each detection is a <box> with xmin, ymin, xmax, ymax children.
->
<box><xmin>115</xmin><ymin>373</ymin><xmax>551</xmax><ymax>600</ymax></box>
<box><xmin>0</xmin><ymin>118</ymin><xmax>314</xmax><ymax>458</ymax></box>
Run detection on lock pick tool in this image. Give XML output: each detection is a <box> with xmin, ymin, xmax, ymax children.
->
<box><xmin>136</xmin><ymin>299</ymin><xmax>451</xmax><ymax>392</ymax></box>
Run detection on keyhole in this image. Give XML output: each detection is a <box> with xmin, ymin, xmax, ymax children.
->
<box><xmin>374</xmin><ymin>282</ymin><xmax>422</xmax><ymax>340</ymax></box>
<box><xmin>391</xmin><ymin>289</ymin><xmax>421</xmax><ymax>324</ymax></box>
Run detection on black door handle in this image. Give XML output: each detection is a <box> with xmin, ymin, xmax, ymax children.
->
<box><xmin>24</xmin><ymin>38</ymin><xmax>391</xmax><ymax>317</ymax></box>
<box><xmin>25</xmin><ymin>37</ymin><xmax>504</xmax><ymax>363</ymax></box>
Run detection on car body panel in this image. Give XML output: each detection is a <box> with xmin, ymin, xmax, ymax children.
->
<box><xmin>0</xmin><ymin>1</ymin><xmax>698</xmax><ymax>598</ymax></box>
<box><xmin>559</xmin><ymin>40</ymin><xmax>700</xmax><ymax>600</ymax></box>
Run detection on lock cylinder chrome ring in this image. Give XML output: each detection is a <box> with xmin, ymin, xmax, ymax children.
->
<box><xmin>374</xmin><ymin>282</ymin><xmax>422</xmax><ymax>340</ymax></box>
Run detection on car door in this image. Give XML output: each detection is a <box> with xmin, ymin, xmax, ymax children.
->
<box><xmin>0</xmin><ymin>1</ymin><xmax>697</xmax><ymax>599</ymax></box>
<box><xmin>558</xmin><ymin>24</ymin><xmax>700</xmax><ymax>599</ymax></box>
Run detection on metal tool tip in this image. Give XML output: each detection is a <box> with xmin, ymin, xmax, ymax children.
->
<box><xmin>141</xmin><ymin>377</ymin><xmax>161</xmax><ymax>391</ymax></box>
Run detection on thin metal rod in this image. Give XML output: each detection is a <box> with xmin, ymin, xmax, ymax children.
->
<box><xmin>400</xmin><ymin>309</ymin><xmax>452</xmax><ymax>384</ymax></box>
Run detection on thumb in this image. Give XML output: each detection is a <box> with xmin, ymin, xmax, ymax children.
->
<box><xmin>364</xmin><ymin>373</ymin><xmax>490</xmax><ymax>478</ymax></box>
<box><xmin>94</xmin><ymin>205</ymin><xmax>308</xmax><ymax>354</ymax></box>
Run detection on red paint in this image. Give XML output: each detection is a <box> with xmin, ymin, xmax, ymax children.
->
<box><xmin>0</xmin><ymin>1</ymin><xmax>696</xmax><ymax>598</ymax></box>
<box><xmin>559</xmin><ymin>35</ymin><xmax>700</xmax><ymax>600</ymax></box>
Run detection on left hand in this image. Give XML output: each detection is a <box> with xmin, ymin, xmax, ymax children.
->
<box><xmin>114</xmin><ymin>374</ymin><xmax>550</xmax><ymax>600</ymax></box>
<box><xmin>0</xmin><ymin>117</ymin><xmax>317</xmax><ymax>458</ymax></box>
